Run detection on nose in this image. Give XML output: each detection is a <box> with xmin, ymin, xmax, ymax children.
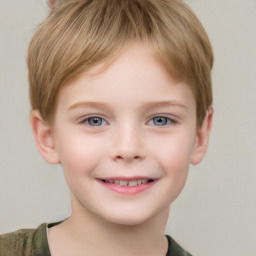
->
<box><xmin>110</xmin><ymin>124</ymin><xmax>146</xmax><ymax>163</ymax></box>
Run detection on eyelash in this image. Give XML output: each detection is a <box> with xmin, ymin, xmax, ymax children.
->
<box><xmin>148</xmin><ymin>116</ymin><xmax>175</xmax><ymax>127</ymax></box>
<box><xmin>80</xmin><ymin>116</ymin><xmax>108</xmax><ymax>126</ymax></box>
<box><xmin>80</xmin><ymin>115</ymin><xmax>176</xmax><ymax>127</ymax></box>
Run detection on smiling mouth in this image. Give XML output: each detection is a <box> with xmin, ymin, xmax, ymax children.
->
<box><xmin>102</xmin><ymin>179</ymin><xmax>154</xmax><ymax>187</ymax></box>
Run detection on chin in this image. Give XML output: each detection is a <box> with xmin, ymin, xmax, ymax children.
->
<box><xmin>109</xmin><ymin>218</ymin><xmax>148</xmax><ymax>227</ymax></box>
<box><xmin>102</xmin><ymin>210</ymin><xmax>155</xmax><ymax>227</ymax></box>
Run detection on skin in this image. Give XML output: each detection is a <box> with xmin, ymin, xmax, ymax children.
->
<box><xmin>31</xmin><ymin>43</ymin><xmax>213</xmax><ymax>256</ymax></box>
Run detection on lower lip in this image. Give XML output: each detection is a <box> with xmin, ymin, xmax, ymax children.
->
<box><xmin>98</xmin><ymin>180</ymin><xmax>158</xmax><ymax>195</ymax></box>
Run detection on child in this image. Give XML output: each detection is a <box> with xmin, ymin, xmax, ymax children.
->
<box><xmin>0</xmin><ymin>0</ymin><xmax>213</xmax><ymax>255</ymax></box>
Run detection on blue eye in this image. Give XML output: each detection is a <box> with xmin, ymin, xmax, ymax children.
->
<box><xmin>149</xmin><ymin>116</ymin><xmax>172</xmax><ymax>126</ymax></box>
<box><xmin>84</xmin><ymin>117</ymin><xmax>107</xmax><ymax>126</ymax></box>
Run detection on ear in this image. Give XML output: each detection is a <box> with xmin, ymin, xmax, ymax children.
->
<box><xmin>190</xmin><ymin>108</ymin><xmax>214</xmax><ymax>165</ymax></box>
<box><xmin>30</xmin><ymin>110</ymin><xmax>60</xmax><ymax>164</ymax></box>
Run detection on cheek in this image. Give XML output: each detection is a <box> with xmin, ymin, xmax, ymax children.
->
<box><xmin>157</xmin><ymin>142</ymin><xmax>192</xmax><ymax>203</ymax></box>
<box><xmin>153</xmin><ymin>133</ymin><xmax>195</xmax><ymax>187</ymax></box>
<box><xmin>155</xmin><ymin>132</ymin><xmax>195</xmax><ymax>167</ymax></box>
<box><xmin>55</xmin><ymin>132</ymin><xmax>106</xmax><ymax>176</ymax></box>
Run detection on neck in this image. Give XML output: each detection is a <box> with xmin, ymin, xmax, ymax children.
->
<box><xmin>50</xmin><ymin>200</ymin><xmax>170</xmax><ymax>256</ymax></box>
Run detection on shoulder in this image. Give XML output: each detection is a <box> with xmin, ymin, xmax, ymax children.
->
<box><xmin>0</xmin><ymin>223</ymin><xmax>50</xmax><ymax>256</ymax></box>
<box><xmin>166</xmin><ymin>235</ymin><xmax>192</xmax><ymax>256</ymax></box>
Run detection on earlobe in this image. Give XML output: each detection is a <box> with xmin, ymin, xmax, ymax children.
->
<box><xmin>30</xmin><ymin>110</ymin><xmax>60</xmax><ymax>164</ymax></box>
<box><xmin>190</xmin><ymin>108</ymin><xmax>214</xmax><ymax>165</ymax></box>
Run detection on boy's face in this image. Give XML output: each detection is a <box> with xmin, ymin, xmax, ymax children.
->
<box><xmin>32</xmin><ymin>44</ymin><xmax>212</xmax><ymax>226</ymax></box>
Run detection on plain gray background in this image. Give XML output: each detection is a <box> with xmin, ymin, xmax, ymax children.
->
<box><xmin>0</xmin><ymin>1</ymin><xmax>256</xmax><ymax>255</ymax></box>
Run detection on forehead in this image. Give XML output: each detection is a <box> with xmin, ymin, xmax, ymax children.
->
<box><xmin>55</xmin><ymin>43</ymin><xmax>195</xmax><ymax>112</ymax></box>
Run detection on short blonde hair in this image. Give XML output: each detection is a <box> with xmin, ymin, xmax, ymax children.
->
<box><xmin>27</xmin><ymin>0</ymin><xmax>213</xmax><ymax>126</ymax></box>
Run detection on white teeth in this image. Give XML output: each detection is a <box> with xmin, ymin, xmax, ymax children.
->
<box><xmin>120</xmin><ymin>180</ymin><xmax>128</xmax><ymax>186</ymax></box>
<box><xmin>128</xmin><ymin>180</ymin><xmax>138</xmax><ymax>186</ymax></box>
<box><xmin>104</xmin><ymin>179</ymin><xmax>151</xmax><ymax>186</ymax></box>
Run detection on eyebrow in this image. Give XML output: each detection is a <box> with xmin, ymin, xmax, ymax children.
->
<box><xmin>141</xmin><ymin>100</ymin><xmax>188</xmax><ymax>110</ymax></box>
<box><xmin>68</xmin><ymin>100</ymin><xmax>188</xmax><ymax>111</ymax></box>
<box><xmin>68</xmin><ymin>102</ymin><xmax>111</xmax><ymax>111</ymax></box>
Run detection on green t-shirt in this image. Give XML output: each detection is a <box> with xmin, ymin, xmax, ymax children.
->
<box><xmin>0</xmin><ymin>223</ymin><xmax>192</xmax><ymax>256</ymax></box>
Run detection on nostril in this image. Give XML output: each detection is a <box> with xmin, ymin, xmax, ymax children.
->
<box><xmin>110</xmin><ymin>145</ymin><xmax>146</xmax><ymax>162</ymax></box>
<box><xmin>114</xmin><ymin>155</ymin><xmax>141</xmax><ymax>160</ymax></box>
